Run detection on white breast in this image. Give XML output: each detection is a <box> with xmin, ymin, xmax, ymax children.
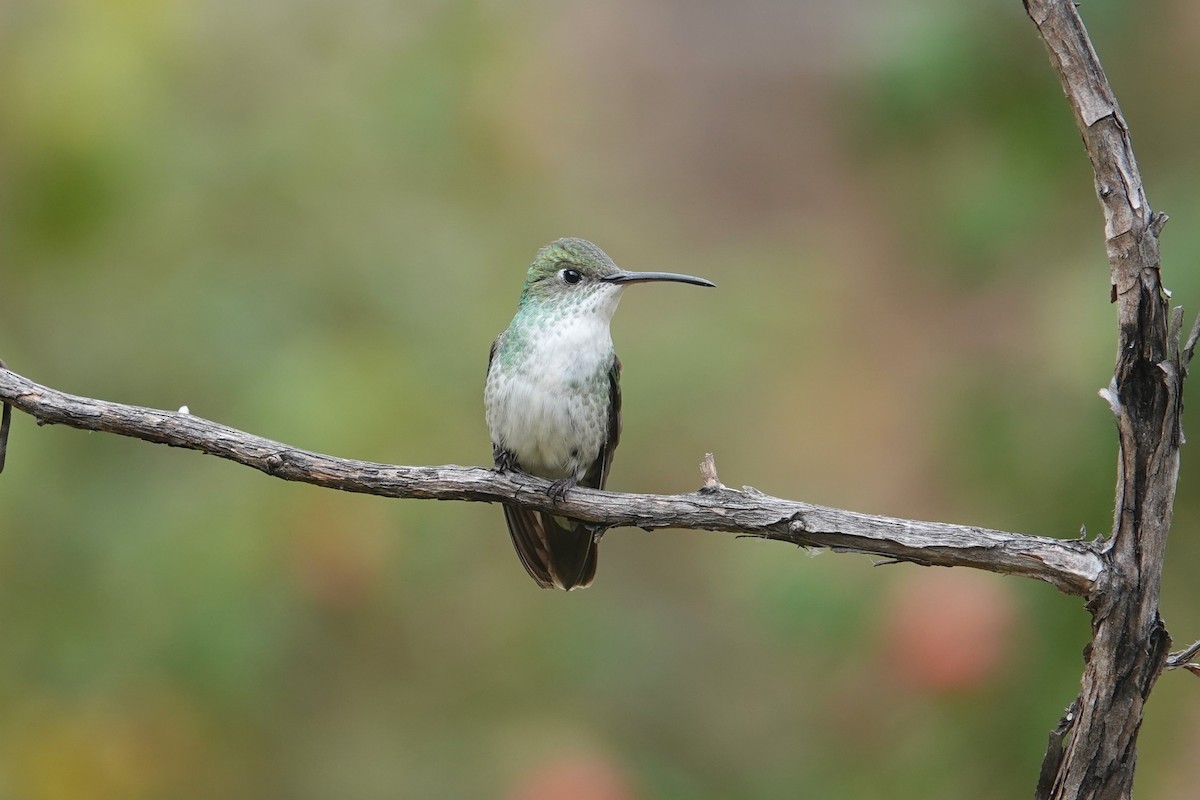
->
<box><xmin>485</xmin><ymin>313</ymin><xmax>615</xmax><ymax>480</ymax></box>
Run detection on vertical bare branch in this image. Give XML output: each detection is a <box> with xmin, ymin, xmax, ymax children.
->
<box><xmin>1025</xmin><ymin>2</ymin><xmax>1177</xmax><ymax>797</ymax></box>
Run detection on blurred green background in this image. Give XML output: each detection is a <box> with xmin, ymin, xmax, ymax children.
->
<box><xmin>2</xmin><ymin>0</ymin><xmax>1199</xmax><ymax>797</ymax></box>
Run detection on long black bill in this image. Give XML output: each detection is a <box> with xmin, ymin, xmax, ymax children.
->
<box><xmin>601</xmin><ymin>270</ymin><xmax>716</xmax><ymax>288</ymax></box>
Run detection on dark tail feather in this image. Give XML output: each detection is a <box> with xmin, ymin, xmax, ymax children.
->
<box><xmin>502</xmin><ymin>504</ymin><xmax>597</xmax><ymax>590</ymax></box>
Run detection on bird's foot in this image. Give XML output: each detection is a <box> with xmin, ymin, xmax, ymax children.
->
<box><xmin>493</xmin><ymin>447</ymin><xmax>520</xmax><ymax>473</ymax></box>
<box><xmin>547</xmin><ymin>475</ymin><xmax>578</xmax><ymax>502</ymax></box>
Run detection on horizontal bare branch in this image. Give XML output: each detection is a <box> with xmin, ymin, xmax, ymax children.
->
<box><xmin>0</xmin><ymin>367</ymin><xmax>1102</xmax><ymax>594</ymax></box>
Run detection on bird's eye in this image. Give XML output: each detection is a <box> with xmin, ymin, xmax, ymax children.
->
<box><xmin>560</xmin><ymin>268</ymin><xmax>582</xmax><ymax>285</ymax></box>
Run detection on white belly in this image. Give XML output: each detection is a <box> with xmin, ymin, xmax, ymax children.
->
<box><xmin>485</xmin><ymin>316</ymin><xmax>614</xmax><ymax>480</ymax></box>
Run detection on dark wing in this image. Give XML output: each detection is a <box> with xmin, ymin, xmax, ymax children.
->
<box><xmin>581</xmin><ymin>354</ymin><xmax>621</xmax><ymax>491</ymax></box>
<box><xmin>489</xmin><ymin>333</ymin><xmax>603</xmax><ymax>590</ymax></box>
<box><xmin>0</xmin><ymin>357</ymin><xmax>9</xmax><ymax>473</ymax></box>
<box><xmin>487</xmin><ymin>333</ymin><xmax>513</xmax><ymax>470</ymax></box>
<box><xmin>504</xmin><ymin>505</ymin><xmax>595</xmax><ymax>590</ymax></box>
<box><xmin>487</xmin><ymin>333</ymin><xmax>499</xmax><ymax>379</ymax></box>
<box><xmin>502</xmin><ymin>505</ymin><xmax>556</xmax><ymax>588</ymax></box>
<box><xmin>538</xmin><ymin>353</ymin><xmax>615</xmax><ymax>589</ymax></box>
<box><xmin>0</xmin><ymin>396</ymin><xmax>9</xmax><ymax>473</ymax></box>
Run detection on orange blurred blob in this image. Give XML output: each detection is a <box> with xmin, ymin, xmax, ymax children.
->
<box><xmin>507</xmin><ymin>753</ymin><xmax>637</xmax><ymax>800</ymax></box>
<box><xmin>8</xmin><ymin>693</ymin><xmax>209</xmax><ymax>800</ymax></box>
<box><xmin>881</xmin><ymin>570</ymin><xmax>1019</xmax><ymax>692</ymax></box>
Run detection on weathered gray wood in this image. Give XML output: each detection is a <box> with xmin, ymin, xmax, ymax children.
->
<box><xmin>1025</xmin><ymin>1</ymin><xmax>1182</xmax><ymax>798</ymax></box>
<box><xmin>0</xmin><ymin>367</ymin><xmax>1101</xmax><ymax>595</ymax></box>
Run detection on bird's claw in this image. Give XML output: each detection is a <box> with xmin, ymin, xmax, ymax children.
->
<box><xmin>547</xmin><ymin>476</ymin><xmax>577</xmax><ymax>502</ymax></box>
<box><xmin>493</xmin><ymin>447</ymin><xmax>519</xmax><ymax>473</ymax></box>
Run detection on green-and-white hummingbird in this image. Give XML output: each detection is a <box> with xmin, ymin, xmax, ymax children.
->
<box><xmin>485</xmin><ymin>238</ymin><xmax>715</xmax><ymax>590</ymax></box>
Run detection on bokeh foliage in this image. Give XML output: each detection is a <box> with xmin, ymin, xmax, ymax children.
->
<box><xmin>2</xmin><ymin>1</ymin><xmax>1199</xmax><ymax>797</ymax></box>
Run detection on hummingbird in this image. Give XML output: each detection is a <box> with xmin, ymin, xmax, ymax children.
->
<box><xmin>485</xmin><ymin>238</ymin><xmax>715</xmax><ymax>590</ymax></box>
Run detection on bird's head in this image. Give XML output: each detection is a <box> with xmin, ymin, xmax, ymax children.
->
<box><xmin>518</xmin><ymin>238</ymin><xmax>714</xmax><ymax>316</ymax></box>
